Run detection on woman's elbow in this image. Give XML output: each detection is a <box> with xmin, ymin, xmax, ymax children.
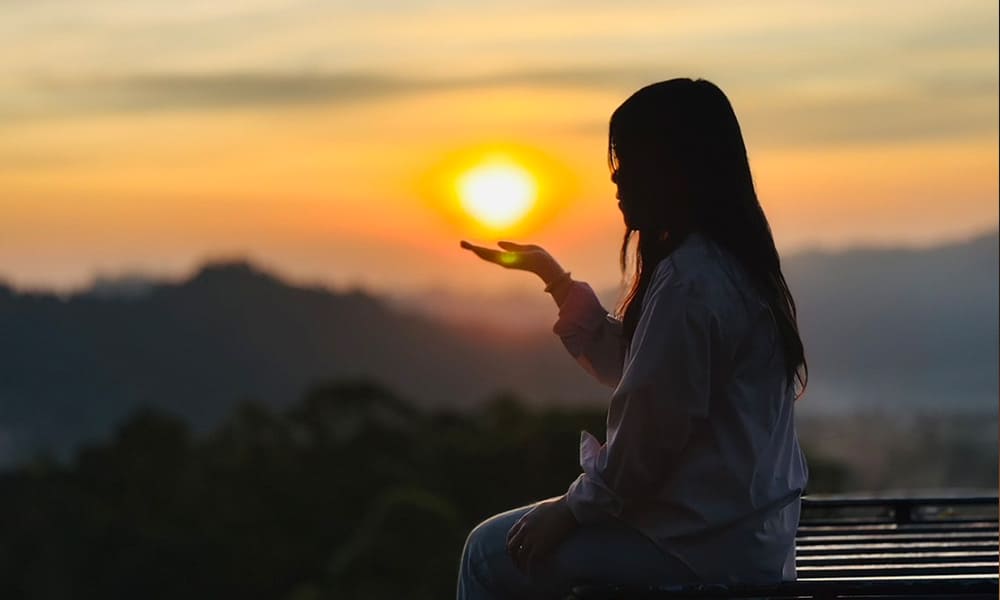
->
<box><xmin>576</xmin><ymin>355</ymin><xmax>622</xmax><ymax>388</ymax></box>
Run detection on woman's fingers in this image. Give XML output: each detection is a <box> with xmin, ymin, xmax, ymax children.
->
<box><xmin>507</xmin><ymin>514</ymin><xmax>526</xmax><ymax>540</ymax></box>
<box><xmin>507</xmin><ymin>519</ymin><xmax>530</xmax><ymax>555</ymax></box>
<box><xmin>507</xmin><ymin>513</ymin><xmax>534</xmax><ymax>569</ymax></box>
<box><xmin>505</xmin><ymin>520</ymin><xmax>524</xmax><ymax>551</ymax></box>
<box><xmin>460</xmin><ymin>242</ymin><xmax>504</xmax><ymax>263</ymax></box>
<box><xmin>460</xmin><ymin>241</ymin><xmax>523</xmax><ymax>268</ymax></box>
<box><xmin>512</xmin><ymin>516</ymin><xmax>536</xmax><ymax>573</ymax></box>
<box><xmin>459</xmin><ymin>240</ymin><xmax>492</xmax><ymax>255</ymax></box>
<box><xmin>519</xmin><ymin>527</ymin><xmax>554</xmax><ymax>577</ymax></box>
<box><xmin>497</xmin><ymin>240</ymin><xmax>539</xmax><ymax>251</ymax></box>
<box><xmin>522</xmin><ymin>544</ymin><xmax>541</xmax><ymax>577</ymax></box>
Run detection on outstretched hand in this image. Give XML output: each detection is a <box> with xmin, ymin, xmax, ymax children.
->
<box><xmin>459</xmin><ymin>240</ymin><xmax>566</xmax><ymax>285</ymax></box>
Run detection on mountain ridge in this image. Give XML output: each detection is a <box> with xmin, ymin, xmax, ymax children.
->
<box><xmin>0</xmin><ymin>230</ymin><xmax>995</xmax><ymax>465</ymax></box>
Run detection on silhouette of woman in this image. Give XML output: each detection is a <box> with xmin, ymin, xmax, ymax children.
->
<box><xmin>456</xmin><ymin>78</ymin><xmax>809</xmax><ymax>599</ymax></box>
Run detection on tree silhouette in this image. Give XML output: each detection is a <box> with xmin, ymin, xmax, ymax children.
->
<box><xmin>0</xmin><ymin>378</ymin><xmax>849</xmax><ymax>599</ymax></box>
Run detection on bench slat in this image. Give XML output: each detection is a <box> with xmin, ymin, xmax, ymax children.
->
<box><xmin>799</xmin><ymin>516</ymin><xmax>999</xmax><ymax>525</ymax></box>
<box><xmin>571</xmin><ymin>578</ymin><xmax>999</xmax><ymax>599</ymax></box>
<box><xmin>797</xmin><ymin>551</ymin><xmax>999</xmax><ymax>566</ymax></box>
<box><xmin>798</xmin><ymin>562</ymin><xmax>999</xmax><ymax>577</ymax></box>
<box><xmin>796</xmin><ymin>540</ymin><xmax>998</xmax><ymax>554</ymax></box>
<box><xmin>796</xmin><ymin>532</ymin><xmax>997</xmax><ymax>546</ymax></box>
<box><xmin>798</xmin><ymin>522</ymin><xmax>998</xmax><ymax>534</ymax></box>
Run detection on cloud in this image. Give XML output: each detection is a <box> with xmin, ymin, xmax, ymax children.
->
<box><xmin>2</xmin><ymin>65</ymin><xmax>659</xmax><ymax>121</ymax></box>
<box><xmin>742</xmin><ymin>84</ymin><xmax>999</xmax><ymax>147</ymax></box>
<box><xmin>3</xmin><ymin>62</ymin><xmax>996</xmax><ymax>149</ymax></box>
<box><xmin>560</xmin><ymin>78</ymin><xmax>999</xmax><ymax>148</ymax></box>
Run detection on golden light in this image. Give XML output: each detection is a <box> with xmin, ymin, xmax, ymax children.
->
<box><xmin>415</xmin><ymin>143</ymin><xmax>579</xmax><ymax>239</ymax></box>
<box><xmin>456</xmin><ymin>159</ymin><xmax>537</xmax><ymax>229</ymax></box>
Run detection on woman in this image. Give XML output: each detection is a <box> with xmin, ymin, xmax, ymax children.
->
<box><xmin>456</xmin><ymin>78</ymin><xmax>809</xmax><ymax>599</ymax></box>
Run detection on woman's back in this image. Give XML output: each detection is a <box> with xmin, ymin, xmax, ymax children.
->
<box><xmin>610</xmin><ymin>231</ymin><xmax>808</xmax><ymax>582</ymax></box>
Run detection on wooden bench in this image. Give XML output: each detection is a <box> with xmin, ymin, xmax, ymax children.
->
<box><xmin>567</xmin><ymin>495</ymin><xmax>999</xmax><ymax>599</ymax></box>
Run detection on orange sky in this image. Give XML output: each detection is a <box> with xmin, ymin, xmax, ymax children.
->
<box><xmin>0</xmin><ymin>1</ymin><xmax>997</xmax><ymax>295</ymax></box>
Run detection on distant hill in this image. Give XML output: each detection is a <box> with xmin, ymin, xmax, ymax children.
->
<box><xmin>0</xmin><ymin>262</ymin><xmax>607</xmax><ymax>465</ymax></box>
<box><xmin>783</xmin><ymin>230</ymin><xmax>998</xmax><ymax>415</ymax></box>
<box><xmin>393</xmin><ymin>230</ymin><xmax>1000</xmax><ymax>416</ymax></box>
<box><xmin>0</xmin><ymin>230</ymin><xmax>996</xmax><ymax>465</ymax></box>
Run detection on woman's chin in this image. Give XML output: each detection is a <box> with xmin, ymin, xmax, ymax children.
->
<box><xmin>618</xmin><ymin>209</ymin><xmax>632</xmax><ymax>229</ymax></box>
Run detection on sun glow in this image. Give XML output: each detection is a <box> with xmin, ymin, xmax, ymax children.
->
<box><xmin>456</xmin><ymin>160</ymin><xmax>537</xmax><ymax>230</ymax></box>
<box><xmin>416</xmin><ymin>143</ymin><xmax>577</xmax><ymax>239</ymax></box>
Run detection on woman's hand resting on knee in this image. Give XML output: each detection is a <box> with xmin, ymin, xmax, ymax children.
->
<box><xmin>505</xmin><ymin>495</ymin><xmax>579</xmax><ymax>576</ymax></box>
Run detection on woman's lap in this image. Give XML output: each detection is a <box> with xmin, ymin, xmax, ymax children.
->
<box><xmin>457</xmin><ymin>498</ymin><xmax>696</xmax><ymax>600</ymax></box>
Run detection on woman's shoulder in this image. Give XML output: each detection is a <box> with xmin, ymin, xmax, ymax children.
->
<box><xmin>652</xmin><ymin>231</ymin><xmax>721</xmax><ymax>288</ymax></box>
<box><xmin>650</xmin><ymin>231</ymin><xmax>758</xmax><ymax>307</ymax></box>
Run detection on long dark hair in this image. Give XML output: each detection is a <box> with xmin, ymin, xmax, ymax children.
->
<box><xmin>609</xmin><ymin>78</ymin><xmax>807</xmax><ymax>398</ymax></box>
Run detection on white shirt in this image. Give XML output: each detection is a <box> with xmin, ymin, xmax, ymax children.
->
<box><xmin>554</xmin><ymin>231</ymin><xmax>809</xmax><ymax>584</ymax></box>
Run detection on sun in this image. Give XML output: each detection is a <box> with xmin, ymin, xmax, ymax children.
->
<box><xmin>456</xmin><ymin>159</ymin><xmax>537</xmax><ymax>230</ymax></box>
<box><xmin>417</xmin><ymin>143</ymin><xmax>576</xmax><ymax>237</ymax></box>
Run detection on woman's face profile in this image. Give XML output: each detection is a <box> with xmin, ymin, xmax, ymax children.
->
<box><xmin>611</xmin><ymin>167</ymin><xmax>626</xmax><ymax>224</ymax></box>
<box><xmin>611</xmin><ymin>165</ymin><xmax>637</xmax><ymax>229</ymax></box>
<box><xmin>610</xmin><ymin>147</ymin><xmax>645</xmax><ymax>228</ymax></box>
<box><xmin>610</xmin><ymin>148</ymin><xmax>676</xmax><ymax>231</ymax></box>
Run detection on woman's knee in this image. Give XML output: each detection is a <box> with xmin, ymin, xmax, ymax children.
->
<box><xmin>459</xmin><ymin>506</ymin><xmax>537</xmax><ymax>599</ymax></box>
<box><xmin>463</xmin><ymin>506</ymin><xmax>527</xmax><ymax>563</ymax></box>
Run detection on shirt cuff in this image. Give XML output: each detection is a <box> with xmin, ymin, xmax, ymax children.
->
<box><xmin>552</xmin><ymin>282</ymin><xmax>609</xmax><ymax>346</ymax></box>
<box><xmin>564</xmin><ymin>430</ymin><xmax>624</xmax><ymax>524</ymax></box>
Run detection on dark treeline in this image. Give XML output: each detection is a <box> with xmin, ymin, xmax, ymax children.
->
<box><xmin>0</xmin><ymin>379</ymin><xmax>847</xmax><ymax>600</ymax></box>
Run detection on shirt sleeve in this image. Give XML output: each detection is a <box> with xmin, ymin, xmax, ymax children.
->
<box><xmin>552</xmin><ymin>281</ymin><xmax>625</xmax><ymax>388</ymax></box>
<box><xmin>564</xmin><ymin>273</ymin><xmax>715</xmax><ymax>525</ymax></box>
